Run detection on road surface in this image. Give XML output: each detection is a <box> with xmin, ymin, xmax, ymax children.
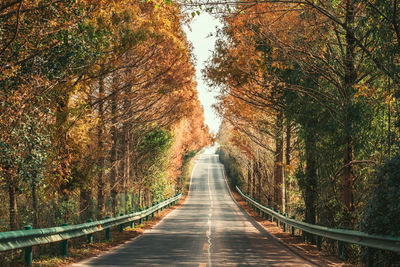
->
<box><xmin>73</xmin><ymin>150</ymin><xmax>316</xmax><ymax>266</ymax></box>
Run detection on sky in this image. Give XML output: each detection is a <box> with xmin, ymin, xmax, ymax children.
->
<box><xmin>183</xmin><ymin>13</ymin><xmax>222</xmax><ymax>135</ymax></box>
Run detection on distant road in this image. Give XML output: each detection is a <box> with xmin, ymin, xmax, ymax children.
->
<box><xmin>73</xmin><ymin>151</ymin><xmax>316</xmax><ymax>266</ymax></box>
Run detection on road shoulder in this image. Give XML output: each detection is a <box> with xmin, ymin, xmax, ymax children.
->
<box><xmin>228</xmin><ymin>186</ymin><xmax>354</xmax><ymax>267</ymax></box>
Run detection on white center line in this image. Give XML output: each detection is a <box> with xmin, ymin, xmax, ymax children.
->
<box><xmin>207</xmin><ymin>157</ymin><xmax>213</xmax><ymax>267</ymax></box>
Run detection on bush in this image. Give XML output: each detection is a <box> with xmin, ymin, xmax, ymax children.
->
<box><xmin>217</xmin><ymin>147</ymin><xmax>243</xmax><ymax>188</ymax></box>
<box><xmin>360</xmin><ymin>155</ymin><xmax>400</xmax><ymax>266</ymax></box>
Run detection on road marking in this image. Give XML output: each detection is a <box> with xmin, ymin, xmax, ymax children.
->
<box><xmin>207</xmin><ymin>158</ymin><xmax>212</xmax><ymax>267</ymax></box>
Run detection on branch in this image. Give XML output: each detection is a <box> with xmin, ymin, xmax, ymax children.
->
<box><xmin>0</xmin><ymin>0</ymin><xmax>22</xmax><ymax>56</ymax></box>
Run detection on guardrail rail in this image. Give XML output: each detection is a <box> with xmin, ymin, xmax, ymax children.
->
<box><xmin>236</xmin><ymin>186</ymin><xmax>400</xmax><ymax>261</ymax></box>
<box><xmin>0</xmin><ymin>194</ymin><xmax>182</xmax><ymax>265</ymax></box>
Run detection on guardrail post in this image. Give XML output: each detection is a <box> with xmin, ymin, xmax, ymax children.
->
<box><xmin>277</xmin><ymin>210</ymin><xmax>280</xmax><ymax>227</ymax></box>
<box><xmin>138</xmin><ymin>208</ymin><xmax>143</xmax><ymax>224</ymax></box>
<box><xmin>338</xmin><ymin>241</ymin><xmax>345</xmax><ymax>259</ymax></box>
<box><xmin>24</xmin><ymin>225</ymin><xmax>33</xmax><ymax>266</ymax></box>
<box><xmin>105</xmin><ymin>216</ymin><xmax>110</xmax><ymax>241</ymax></box>
<box><xmin>152</xmin><ymin>203</ymin><xmax>155</xmax><ymax>218</ymax></box>
<box><xmin>87</xmin><ymin>219</ymin><xmax>93</xmax><ymax>243</ymax></box>
<box><xmin>291</xmin><ymin>216</ymin><xmax>295</xmax><ymax>236</ymax></box>
<box><xmin>156</xmin><ymin>202</ymin><xmax>159</xmax><ymax>214</ymax></box>
<box><xmin>130</xmin><ymin>219</ymin><xmax>134</xmax><ymax>228</ymax></box>
<box><xmin>119</xmin><ymin>213</ymin><xmax>124</xmax><ymax>232</ymax></box>
<box><xmin>283</xmin><ymin>213</ymin><xmax>287</xmax><ymax>232</ymax></box>
<box><xmin>61</xmin><ymin>223</ymin><xmax>68</xmax><ymax>257</ymax></box>
<box><xmin>271</xmin><ymin>208</ymin><xmax>274</xmax><ymax>222</ymax></box>
<box><xmin>146</xmin><ymin>206</ymin><xmax>150</xmax><ymax>221</ymax></box>
<box><xmin>316</xmin><ymin>236</ymin><xmax>322</xmax><ymax>251</ymax></box>
<box><xmin>302</xmin><ymin>220</ymin><xmax>306</xmax><ymax>242</ymax></box>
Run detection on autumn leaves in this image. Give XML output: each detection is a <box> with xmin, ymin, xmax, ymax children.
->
<box><xmin>205</xmin><ymin>1</ymin><xmax>399</xmax><ymax>260</ymax></box>
<box><xmin>0</xmin><ymin>0</ymin><xmax>209</xmax><ymax>231</ymax></box>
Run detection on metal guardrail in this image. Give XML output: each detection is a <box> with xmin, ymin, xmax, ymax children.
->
<box><xmin>236</xmin><ymin>186</ymin><xmax>400</xmax><ymax>254</ymax></box>
<box><xmin>0</xmin><ymin>194</ymin><xmax>181</xmax><ymax>265</ymax></box>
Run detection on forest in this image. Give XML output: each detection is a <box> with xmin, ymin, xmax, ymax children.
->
<box><xmin>204</xmin><ymin>0</ymin><xmax>400</xmax><ymax>264</ymax></box>
<box><xmin>0</xmin><ymin>0</ymin><xmax>209</xmax><ymax>234</ymax></box>
<box><xmin>2</xmin><ymin>0</ymin><xmax>400</xmax><ymax>265</ymax></box>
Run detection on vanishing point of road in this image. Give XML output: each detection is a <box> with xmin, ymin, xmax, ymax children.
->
<box><xmin>73</xmin><ymin>149</ymin><xmax>316</xmax><ymax>266</ymax></box>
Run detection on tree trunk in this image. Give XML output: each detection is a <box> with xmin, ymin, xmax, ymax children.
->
<box><xmin>119</xmin><ymin>125</ymin><xmax>126</xmax><ymax>214</ymax></box>
<box><xmin>97</xmin><ymin>75</ymin><xmax>106</xmax><ymax>219</ymax></box>
<box><xmin>80</xmin><ymin>188</ymin><xmax>90</xmax><ymax>221</ymax></box>
<box><xmin>124</xmin><ymin>134</ymin><xmax>130</xmax><ymax>214</ymax></box>
<box><xmin>274</xmin><ymin>112</ymin><xmax>284</xmax><ymax>210</ymax></box>
<box><xmin>252</xmin><ymin>160</ymin><xmax>256</xmax><ymax>198</ymax></box>
<box><xmin>284</xmin><ymin>120</ymin><xmax>291</xmax><ymax>214</ymax></box>
<box><xmin>32</xmin><ymin>180</ymin><xmax>39</xmax><ymax>228</ymax></box>
<box><xmin>304</xmin><ymin>132</ymin><xmax>317</xmax><ymax>243</ymax></box>
<box><xmin>342</xmin><ymin>135</ymin><xmax>354</xmax><ymax>220</ymax></box>
<box><xmin>257</xmin><ymin>161</ymin><xmax>262</xmax><ymax>202</ymax></box>
<box><xmin>55</xmin><ymin>89</ymin><xmax>71</xmax><ymax>196</ymax></box>
<box><xmin>110</xmin><ymin>83</ymin><xmax>119</xmax><ymax>216</ymax></box>
<box><xmin>247</xmin><ymin>160</ymin><xmax>252</xmax><ymax>195</ymax></box>
<box><xmin>121</xmin><ymin>97</ymin><xmax>131</xmax><ymax>214</ymax></box>
<box><xmin>342</xmin><ymin>0</ymin><xmax>357</xmax><ymax>226</ymax></box>
<box><xmin>8</xmin><ymin>176</ymin><xmax>17</xmax><ymax>230</ymax></box>
<box><xmin>304</xmin><ymin>133</ymin><xmax>317</xmax><ymax>226</ymax></box>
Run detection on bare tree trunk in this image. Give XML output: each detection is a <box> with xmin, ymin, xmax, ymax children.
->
<box><xmin>304</xmin><ymin>132</ymin><xmax>317</xmax><ymax>243</ymax></box>
<box><xmin>247</xmin><ymin>160</ymin><xmax>252</xmax><ymax>195</ymax></box>
<box><xmin>252</xmin><ymin>161</ymin><xmax>256</xmax><ymax>198</ymax></box>
<box><xmin>138</xmin><ymin>190</ymin><xmax>142</xmax><ymax>209</ymax></box>
<box><xmin>342</xmin><ymin>0</ymin><xmax>357</xmax><ymax>226</ymax></box>
<box><xmin>283</xmin><ymin>119</ymin><xmax>291</xmax><ymax>214</ymax></box>
<box><xmin>304</xmin><ymin>133</ymin><xmax>317</xmax><ymax>225</ymax></box>
<box><xmin>110</xmin><ymin>85</ymin><xmax>119</xmax><ymax>216</ymax></box>
<box><xmin>342</xmin><ymin>135</ymin><xmax>354</xmax><ymax>219</ymax></box>
<box><xmin>120</xmin><ymin>97</ymin><xmax>131</xmax><ymax>214</ymax></box>
<box><xmin>257</xmin><ymin>161</ymin><xmax>262</xmax><ymax>202</ymax></box>
<box><xmin>120</xmin><ymin>126</ymin><xmax>126</xmax><ymax>214</ymax></box>
<box><xmin>97</xmin><ymin>76</ymin><xmax>106</xmax><ymax>219</ymax></box>
<box><xmin>32</xmin><ymin>180</ymin><xmax>39</xmax><ymax>228</ymax></box>
<box><xmin>274</xmin><ymin>112</ymin><xmax>284</xmax><ymax>210</ymax></box>
<box><xmin>8</xmin><ymin>175</ymin><xmax>17</xmax><ymax>230</ymax></box>
<box><xmin>124</xmin><ymin>133</ymin><xmax>130</xmax><ymax>214</ymax></box>
<box><xmin>80</xmin><ymin>188</ymin><xmax>92</xmax><ymax>221</ymax></box>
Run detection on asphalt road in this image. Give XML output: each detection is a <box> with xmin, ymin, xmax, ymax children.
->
<box><xmin>73</xmin><ymin>150</ymin><xmax>316</xmax><ymax>267</ymax></box>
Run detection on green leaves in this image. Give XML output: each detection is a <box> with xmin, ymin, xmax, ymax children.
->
<box><xmin>191</xmin><ymin>10</ymin><xmax>201</xmax><ymax>17</ymax></box>
<box><xmin>360</xmin><ymin>156</ymin><xmax>400</xmax><ymax>264</ymax></box>
<box><xmin>140</xmin><ymin>128</ymin><xmax>173</xmax><ymax>153</ymax></box>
